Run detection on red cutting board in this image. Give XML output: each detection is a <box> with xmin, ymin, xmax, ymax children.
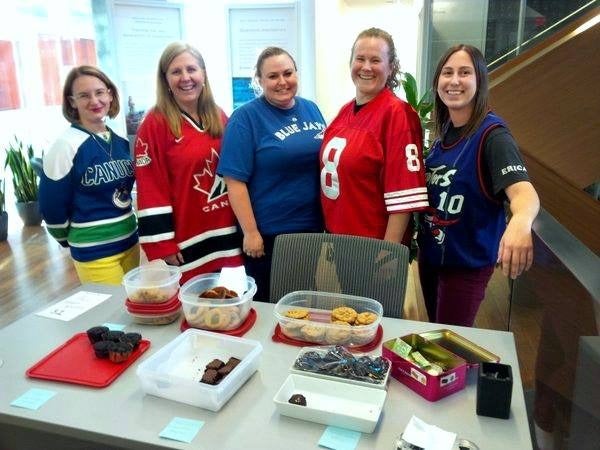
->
<box><xmin>26</xmin><ymin>333</ymin><xmax>150</xmax><ymax>388</ymax></box>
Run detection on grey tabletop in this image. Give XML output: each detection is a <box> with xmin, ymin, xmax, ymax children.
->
<box><xmin>0</xmin><ymin>284</ymin><xmax>533</xmax><ymax>450</ymax></box>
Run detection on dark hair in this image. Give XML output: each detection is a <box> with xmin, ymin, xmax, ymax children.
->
<box><xmin>156</xmin><ymin>42</ymin><xmax>224</xmax><ymax>138</ymax></box>
<box><xmin>432</xmin><ymin>44</ymin><xmax>489</xmax><ymax>141</ymax></box>
<box><xmin>350</xmin><ymin>27</ymin><xmax>400</xmax><ymax>90</ymax></box>
<box><xmin>254</xmin><ymin>46</ymin><xmax>297</xmax><ymax>80</ymax></box>
<box><xmin>62</xmin><ymin>65</ymin><xmax>120</xmax><ymax>123</ymax></box>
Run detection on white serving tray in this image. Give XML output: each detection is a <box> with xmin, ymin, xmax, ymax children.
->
<box><xmin>290</xmin><ymin>346</ymin><xmax>391</xmax><ymax>389</ymax></box>
<box><xmin>136</xmin><ymin>329</ymin><xmax>262</xmax><ymax>411</ymax></box>
<box><xmin>273</xmin><ymin>374</ymin><xmax>387</xmax><ymax>433</ymax></box>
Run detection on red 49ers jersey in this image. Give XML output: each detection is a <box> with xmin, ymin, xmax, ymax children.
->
<box><xmin>320</xmin><ymin>88</ymin><xmax>428</xmax><ymax>241</ymax></box>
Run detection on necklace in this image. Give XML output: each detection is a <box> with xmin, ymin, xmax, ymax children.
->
<box><xmin>89</xmin><ymin>129</ymin><xmax>114</xmax><ymax>161</ymax></box>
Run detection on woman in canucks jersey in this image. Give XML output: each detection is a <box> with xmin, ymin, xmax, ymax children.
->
<box><xmin>39</xmin><ymin>66</ymin><xmax>139</xmax><ymax>284</ymax></box>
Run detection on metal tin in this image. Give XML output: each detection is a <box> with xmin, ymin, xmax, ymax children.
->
<box><xmin>383</xmin><ymin>334</ymin><xmax>467</xmax><ymax>402</ymax></box>
<box><xmin>418</xmin><ymin>329</ymin><xmax>500</xmax><ymax>368</ymax></box>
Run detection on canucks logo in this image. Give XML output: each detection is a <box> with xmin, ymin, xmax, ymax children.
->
<box><xmin>113</xmin><ymin>186</ymin><xmax>131</xmax><ymax>209</ymax></box>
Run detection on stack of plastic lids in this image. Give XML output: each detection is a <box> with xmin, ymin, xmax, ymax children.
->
<box><xmin>122</xmin><ymin>262</ymin><xmax>182</xmax><ymax>325</ymax></box>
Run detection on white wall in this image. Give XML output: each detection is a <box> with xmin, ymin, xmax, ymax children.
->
<box><xmin>315</xmin><ymin>0</ymin><xmax>424</xmax><ymax>121</ymax></box>
<box><xmin>181</xmin><ymin>0</ymin><xmax>423</xmax><ymax>120</ymax></box>
<box><xmin>0</xmin><ymin>0</ymin><xmax>423</xmax><ymax>155</ymax></box>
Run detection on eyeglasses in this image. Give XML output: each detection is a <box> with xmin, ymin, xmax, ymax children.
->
<box><xmin>71</xmin><ymin>88</ymin><xmax>110</xmax><ymax>102</ymax></box>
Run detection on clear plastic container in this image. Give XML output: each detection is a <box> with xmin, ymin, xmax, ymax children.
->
<box><xmin>126</xmin><ymin>307</ymin><xmax>181</xmax><ymax>325</ymax></box>
<box><xmin>122</xmin><ymin>262</ymin><xmax>181</xmax><ymax>304</ymax></box>
<box><xmin>136</xmin><ymin>329</ymin><xmax>262</xmax><ymax>411</ymax></box>
<box><xmin>273</xmin><ymin>291</ymin><xmax>383</xmax><ymax>346</ymax></box>
<box><xmin>178</xmin><ymin>273</ymin><xmax>256</xmax><ymax>331</ymax></box>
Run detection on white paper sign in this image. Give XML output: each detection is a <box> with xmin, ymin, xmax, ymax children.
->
<box><xmin>402</xmin><ymin>416</ymin><xmax>457</xmax><ymax>450</ymax></box>
<box><xmin>36</xmin><ymin>291</ymin><xmax>112</xmax><ymax>321</ymax></box>
<box><xmin>217</xmin><ymin>266</ymin><xmax>248</xmax><ymax>296</ymax></box>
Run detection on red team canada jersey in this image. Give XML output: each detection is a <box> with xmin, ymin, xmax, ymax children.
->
<box><xmin>135</xmin><ymin>110</ymin><xmax>242</xmax><ymax>283</ymax></box>
<box><xmin>320</xmin><ymin>88</ymin><xmax>429</xmax><ymax>243</ymax></box>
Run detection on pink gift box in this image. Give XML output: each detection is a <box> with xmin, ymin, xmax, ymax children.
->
<box><xmin>382</xmin><ymin>334</ymin><xmax>467</xmax><ymax>402</ymax></box>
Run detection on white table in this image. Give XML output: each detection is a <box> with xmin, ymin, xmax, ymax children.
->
<box><xmin>0</xmin><ymin>284</ymin><xmax>533</xmax><ymax>449</ymax></box>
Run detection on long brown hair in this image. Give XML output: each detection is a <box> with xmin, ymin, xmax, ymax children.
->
<box><xmin>432</xmin><ymin>44</ymin><xmax>489</xmax><ymax>141</ymax></box>
<box><xmin>155</xmin><ymin>42</ymin><xmax>223</xmax><ymax>138</ymax></box>
<box><xmin>62</xmin><ymin>65</ymin><xmax>120</xmax><ymax>123</ymax></box>
<box><xmin>350</xmin><ymin>27</ymin><xmax>400</xmax><ymax>91</ymax></box>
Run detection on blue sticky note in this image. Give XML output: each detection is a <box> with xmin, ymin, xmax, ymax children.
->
<box><xmin>159</xmin><ymin>417</ymin><xmax>204</xmax><ymax>443</ymax></box>
<box><xmin>319</xmin><ymin>426</ymin><xmax>361</xmax><ymax>450</ymax></box>
<box><xmin>11</xmin><ymin>388</ymin><xmax>57</xmax><ymax>410</ymax></box>
<box><xmin>103</xmin><ymin>322</ymin><xmax>126</xmax><ymax>331</ymax></box>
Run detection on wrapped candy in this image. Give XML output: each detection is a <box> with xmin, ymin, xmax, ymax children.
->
<box><xmin>293</xmin><ymin>345</ymin><xmax>390</xmax><ymax>384</ymax></box>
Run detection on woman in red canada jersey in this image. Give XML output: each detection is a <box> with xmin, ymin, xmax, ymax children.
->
<box><xmin>134</xmin><ymin>42</ymin><xmax>242</xmax><ymax>283</ymax></box>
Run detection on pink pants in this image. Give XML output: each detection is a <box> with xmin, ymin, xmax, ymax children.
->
<box><xmin>418</xmin><ymin>260</ymin><xmax>495</xmax><ymax>327</ymax></box>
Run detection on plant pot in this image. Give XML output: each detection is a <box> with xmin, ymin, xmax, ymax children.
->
<box><xmin>16</xmin><ymin>201</ymin><xmax>42</xmax><ymax>226</ymax></box>
<box><xmin>0</xmin><ymin>211</ymin><xmax>7</xmax><ymax>241</ymax></box>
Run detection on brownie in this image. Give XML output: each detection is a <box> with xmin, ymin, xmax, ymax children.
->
<box><xmin>93</xmin><ymin>340</ymin><xmax>112</xmax><ymax>358</ymax></box>
<box><xmin>87</xmin><ymin>326</ymin><xmax>109</xmax><ymax>344</ymax></box>
<box><xmin>102</xmin><ymin>330</ymin><xmax>125</xmax><ymax>343</ymax></box>
<box><xmin>226</xmin><ymin>357</ymin><xmax>241</xmax><ymax>367</ymax></box>
<box><xmin>288</xmin><ymin>394</ymin><xmax>307</xmax><ymax>406</ymax></box>
<box><xmin>201</xmin><ymin>368</ymin><xmax>221</xmax><ymax>385</ymax></box>
<box><xmin>121</xmin><ymin>332</ymin><xmax>142</xmax><ymax>350</ymax></box>
<box><xmin>206</xmin><ymin>359</ymin><xmax>225</xmax><ymax>370</ymax></box>
<box><xmin>108</xmin><ymin>341</ymin><xmax>133</xmax><ymax>363</ymax></box>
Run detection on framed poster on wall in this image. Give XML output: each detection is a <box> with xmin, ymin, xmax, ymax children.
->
<box><xmin>227</xmin><ymin>3</ymin><xmax>298</xmax><ymax>110</ymax></box>
<box><xmin>111</xmin><ymin>1</ymin><xmax>183</xmax><ymax>137</ymax></box>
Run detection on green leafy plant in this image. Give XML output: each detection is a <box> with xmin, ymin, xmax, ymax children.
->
<box><xmin>400</xmin><ymin>72</ymin><xmax>434</xmax><ymax>262</ymax></box>
<box><xmin>4</xmin><ymin>137</ymin><xmax>39</xmax><ymax>203</ymax></box>
<box><xmin>401</xmin><ymin>72</ymin><xmax>434</xmax><ymax>155</ymax></box>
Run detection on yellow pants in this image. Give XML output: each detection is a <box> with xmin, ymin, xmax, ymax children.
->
<box><xmin>73</xmin><ymin>244</ymin><xmax>140</xmax><ymax>285</ymax></box>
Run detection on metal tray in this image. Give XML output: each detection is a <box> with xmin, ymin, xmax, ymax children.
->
<box><xmin>418</xmin><ymin>329</ymin><xmax>499</xmax><ymax>368</ymax></box>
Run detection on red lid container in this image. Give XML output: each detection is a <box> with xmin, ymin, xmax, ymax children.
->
<box><xmin>126</xmin><ymin>296</ymin><xmax>181</xmax><ymax>315</ymax></box>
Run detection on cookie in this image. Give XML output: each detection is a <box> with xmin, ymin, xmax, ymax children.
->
<box><xmin>199</xmin><ymin>286</ymin><xmax>238</xmax><ymax>299</ymax></box>
<box><xmin>331</xmin><ymin>306</ymin><xmax>358</xmax><ymax>324</ymax></box>
<box><xmin>355</xmin><ymin>311</ymin><xmax>378</xmax><ymax>325</ymax></box>
<box><xmin>285</xmin><ymin>308</ymin><xmax>310</xmax><ymax>320</ymax></box>
<box><xmin>301</xmin><ymin>324</ymin><xmax>325</xmax><ymax>343</ymax></box>
<box><xmin>326</xmin><ymin>322</ymin><xmax>351</xmax><ymax>344</ymax></box>
<box><xmin>202</xmin><ymin>308</ymin><xmax>231</xmax><ymax>330</ymax></box>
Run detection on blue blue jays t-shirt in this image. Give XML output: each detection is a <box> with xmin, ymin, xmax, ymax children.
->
<box><xmin>217</xmin><ymin>96</ymin><xmax>326</xmax><ymax>235</ymax></box>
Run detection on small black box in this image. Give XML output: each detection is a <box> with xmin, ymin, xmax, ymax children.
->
<box><xmin>476</xmin><ymin>362</ymin><xmax>512</xmax><ymax>419</ymax></box>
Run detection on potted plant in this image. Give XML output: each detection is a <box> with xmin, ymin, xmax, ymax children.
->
<box><xmin>399</xmin><ymin>72</ymin><xmax>434</xmax><ymax>262</ymax></box>
<box><xmin>4</xmin><ymin>137</ymin><xmax>42</xmax><ymax>226</ymax></box>
<box><xmin>401</xmin><ymin>72</ymin><xmax>433</xmax><ymax>154</ymax></box>
<box><xmin>0</xmin><ymin>173</ymin><xmax>7</xmax><ymax>240</ymax></box>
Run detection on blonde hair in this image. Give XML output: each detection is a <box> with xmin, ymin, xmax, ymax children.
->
<box><xmin>155</xmin><ymin>42</ymin><xmax>223</xmax><ymax>138</ymax></box>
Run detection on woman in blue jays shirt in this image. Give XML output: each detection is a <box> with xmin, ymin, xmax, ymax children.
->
<box><xmin>418</xmin><ymin>45</ymin><xmax>539</xmax><ymax>327</ymax></box>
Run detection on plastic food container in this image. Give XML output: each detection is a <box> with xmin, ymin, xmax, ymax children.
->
<box><xmin>178</xmin><ymin>273</ymin><xmax>256</xmax><ymax>331</ymax></box>
<box><xmin>136</xmin><ymin>329</ymin><xmax>262</xmax><ymax>411</ymax></box>
<box><xmin>382</xmin><ymin>334</ymin><xmax>467</xmax><ymax>402</ymax></box>
<box><xmin>123</xmin><ymin>263</ymin><xmax>181</xmax><ymax>304</ymax></box>
<box><xmin>290</xmin><ymin>346</ymin><xmax>391</xmax><ymax>389</ymax></box>
<box><xmin>273</xmin><ymin>373</ymin><xmax>386</xmax><ymax>433</ymax></box>
<box><xmin>273</xmin><ymin>291</ymin><xmax>383</xmax><ymax>346</ymax></box>
<box><xmin>125</xmin><ymin>295</ymin><xmax>182</xmax><ymax>325</ymax></box>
